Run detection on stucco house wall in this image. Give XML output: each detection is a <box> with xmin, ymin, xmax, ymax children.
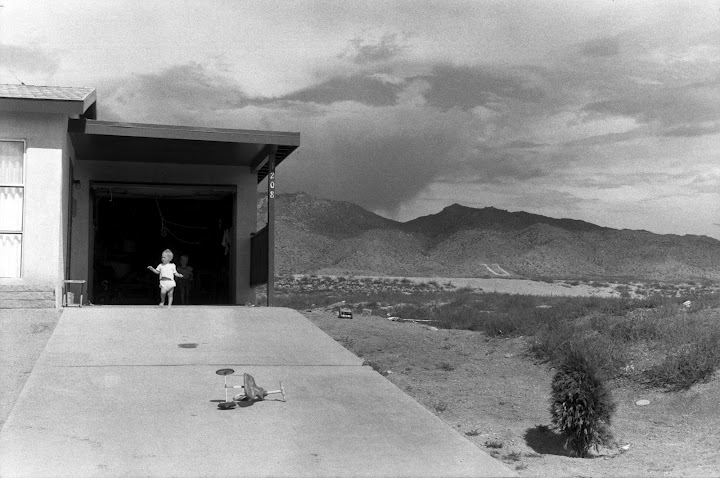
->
<box><xmin>0</xmin><ymin>111</ymin><xmax>69</xmax><ymax>306</ymax></box>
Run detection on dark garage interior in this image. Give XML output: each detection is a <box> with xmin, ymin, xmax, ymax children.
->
<box><xmin>91</xmin><ymin>185</ymin><xmax>236</xmax><ymax>305</ymax></box>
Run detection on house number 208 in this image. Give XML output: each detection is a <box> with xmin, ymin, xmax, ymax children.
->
<box><xmin>269</xmin><ymin>172</ymin><xmax>275</xmax><ymax>198</ymax></box>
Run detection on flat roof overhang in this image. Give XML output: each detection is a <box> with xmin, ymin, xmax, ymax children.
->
<box><xmin>0</xmin><ymin>85</ymin><xmax>97</xmax><ymax>119</ymax></box>
<box><xmin>68</xmin><ymin>119</ymin><xmax>300</xmax><ymax>182</ymax></box>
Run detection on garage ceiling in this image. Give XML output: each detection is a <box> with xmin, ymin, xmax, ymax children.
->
<box><xmin>91</xmin><ymin>183</ymin><xmax>236</xmax><ymax>200</ymax></box>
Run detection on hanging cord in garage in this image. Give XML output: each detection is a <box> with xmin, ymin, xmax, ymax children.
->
<box><xmin>155</xmin><ymin>199</ymin><xmax>206</xmax><ymax>244</ymax></box>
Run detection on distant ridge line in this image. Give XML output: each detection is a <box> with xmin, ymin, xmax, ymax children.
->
<box><xmin>260</xmin><ymin>192</ymin><xmax>720</xmax><ymax>282</ymax></box>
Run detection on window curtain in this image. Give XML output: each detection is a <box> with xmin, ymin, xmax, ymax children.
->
<box><xmin>0</xmin><ymin>187</ymin><xmax>23</xmax><ymax>231</ymax></box>
<box><xmin>0</xmin><ymin>141</ymin><xmax>23</xmax><ymax>184</ymax></box>
<box><xmin>0</xmin><ymin>234</ymin><xmax>21</xmax><ymax>278</ymax></box>
<box><xmin>0</xmin><ymin>141</ymin><xmax>23</xmax><ymax>278</ymax></box>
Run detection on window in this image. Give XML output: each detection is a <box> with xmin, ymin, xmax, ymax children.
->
<box><xmin>0</xmin><ymin>141</ymin><xmax>24</xmax><ymax>278</ymax></box>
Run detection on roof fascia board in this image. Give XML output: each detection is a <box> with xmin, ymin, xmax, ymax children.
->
<box><xmin>0</xmin><ymin>97</ymin><xmax>96</xmax><ymax>116</ymax></box>
<box><xmin>71</xmin><ymin>119</ymin><xmax>300</xmax><ymax>146</ymax></box>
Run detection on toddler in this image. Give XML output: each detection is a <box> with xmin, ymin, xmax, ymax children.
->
<box><xmin>175</xmin><ymin>254</ymin><xmax>194</xmax><ymax>305</ymax></box>
<box><xmin>147</xmin><ymin>249</ymin><xmax>183</xmax><ymax>306</ymax></box>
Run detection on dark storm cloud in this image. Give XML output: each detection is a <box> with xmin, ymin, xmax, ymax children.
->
<box><xmin>582</xmin><ymin>81</ymin><xmax>720</xmax><ymax>137</ymax></box>
<box><xmin>421</xmin><ymin>64</ymin><xmax>545</xmax><ymax>109</ymax></box>
<box><xmin>281</xmin><ymin>75</ymin><xmax>401</xmax><ymax>106</ymax></box>
<box><xmin>503</xmin><ymin>140</ymin><xmax>546</xmax><ymax>149</ymax></box>
<box><xmin>662</xmin><ymin>123</ymin><xmax>720</xmax><ymax>137</ymax></box>
<box><xmin>339</xmin><ymin>33</ymin><xmax>404</xmax><ymax>64</ymax></box>
<box><xmin>0</xmin><ymin>44</ymin><xmax>58</xmax><ymax>76</ymax></box>
<box><xmin>562</xmin><ymin>128</ymin><xmax>644</xmax><ymax>147</ymax></box>
<box><xmin>99</xmin><ymin>62</ymin><xmax>254</xmax><ymax>123</ymax></box>
<box><xmin>94</xmin><ymin>60</ymin><xmax>488</xmax><ymax>215</ymax></box>
<box><xmin>282</xmin><ymin>63</ymin><xmax>547</xmax><ymax>109</ymax></box>
<box><xmin>579</xmin><ymin>36</ymin><xmax>621</xmax><ymax>58</ymax></box>
<box><xmin>575</xmin><ymin>171</ymin><xmax>683</xmax><ymax>190</ymax></box>
<box><xmin>278</xmin><ymin>106</ymin><xmax>469</xmax><ymax>214</ymax></box>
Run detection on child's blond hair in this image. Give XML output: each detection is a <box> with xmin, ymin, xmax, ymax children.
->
<box><xmin>162</xmin><ymin>249</ymin><xmax>174</xmax><ymax>260</ymax></box>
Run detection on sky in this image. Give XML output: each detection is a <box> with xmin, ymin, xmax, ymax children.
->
<box><xmin>1</xmin><ymin>0</ymin><xmax>720</xmax><ymax>239</ymax></box>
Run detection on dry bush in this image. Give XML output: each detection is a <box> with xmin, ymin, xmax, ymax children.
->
<box><xmin>550</xmin><ymin>349</ymin><xmax>616</xmax><ymax>457</ymax></box>
<box><xmin>645</xmin><ymin>329</ymin><xmax>720</xmax><ymax>390</ymax></box>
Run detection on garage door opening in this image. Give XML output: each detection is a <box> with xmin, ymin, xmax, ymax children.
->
<box><xmin>91</xmin><ymin>184</ymin><xmax>236</xmax><ymax>305</ymax></box>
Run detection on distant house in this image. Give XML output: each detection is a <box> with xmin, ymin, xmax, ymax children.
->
<box><xmin>0</xmin><ymin>84</ymin><xmax>298</xmax><ymax>307</ymax></box>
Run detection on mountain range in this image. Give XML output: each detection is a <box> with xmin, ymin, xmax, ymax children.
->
<box><xmin>258</xmin><ymin>192</ymin><xmax>720</xmax><ymax>281</ymax></box>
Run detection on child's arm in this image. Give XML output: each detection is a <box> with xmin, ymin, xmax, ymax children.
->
<box><xmin>147</xmin><ymin>266</ymin><xmax>159</xmax><ymax>274</ymax></box>
<box><xmin>174</xmin><ymin>272</ymin><xmax>184</xmax><ymax>278</ymax></box>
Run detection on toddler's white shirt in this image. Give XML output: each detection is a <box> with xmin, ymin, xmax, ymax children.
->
<box><xmin>156</xmin><ymin>263</ymin><xmax>177</xmax><ymax>280</ymax></box>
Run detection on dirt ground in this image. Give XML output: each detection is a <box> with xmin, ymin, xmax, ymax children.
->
<box><xmin>305</xmin><ymin>309</ymin><xmax>720</xmax><ymax>477</ymax></box>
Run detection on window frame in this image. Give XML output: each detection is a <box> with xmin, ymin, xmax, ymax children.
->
<box><xmin>0</xmin><ymin>139</ymin><xmax>26</xmax><ymax>278</ymax></box>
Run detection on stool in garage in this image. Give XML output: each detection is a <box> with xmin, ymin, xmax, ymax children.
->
<box><xmin>63</xmin><ymin>280</ymin><xmax>86</xmax><ymax>307</ymax></box>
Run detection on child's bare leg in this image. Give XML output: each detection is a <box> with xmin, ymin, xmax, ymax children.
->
<box><xmin>159</xmin><ymin>290</ymin><xmax>166</xmax><ymax>306</ymax></box>
<box><xmin>167</xmin><ymin>288</ymin><xmax>174</xmax><ymax>307</ymax></box>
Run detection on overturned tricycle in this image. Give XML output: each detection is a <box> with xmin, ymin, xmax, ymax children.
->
<box><xmin>215</xmin><ymin>368</ymin><xmax>286</xmax><ymax>410</ymax></box>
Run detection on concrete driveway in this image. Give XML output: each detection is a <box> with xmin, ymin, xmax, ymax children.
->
<box><xmin>0</xmin><ymin>306</ymin><xmax>515</xmax><ymax>477</ymax></box>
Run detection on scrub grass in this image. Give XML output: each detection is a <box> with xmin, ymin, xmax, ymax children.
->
<box><xmin>270</xmin><ymin>275</ymin><xmax>720</xmax><ymax>391</ymax></box>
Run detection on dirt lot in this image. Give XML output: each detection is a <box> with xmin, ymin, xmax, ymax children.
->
<box><xmin>305</xmin><ymin>309</ymin><xmax>720</xmax><ymax>477</ymax></box>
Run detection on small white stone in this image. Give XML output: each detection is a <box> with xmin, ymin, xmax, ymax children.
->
<box><xmin>636</xmin><ymin>399</ymin><xmax>650</xmax><ymax>406</ymax></box>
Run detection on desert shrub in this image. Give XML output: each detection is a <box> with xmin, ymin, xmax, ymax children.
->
<box><xmin>632</xmin><ymin>293</ymin><xmax>667</xmax><ymax>309</ymax></box>
<box><xmin>644</xmin><ymin>330</ymin><xmax>720</xmax><ymax>391</ymax></box>
<box><xmin>436</xmin><ymin>361</ymin><xmax>455</xmax><ymax>371</ymax></box>
<box><xmin>274</xmin><ymin>292</ymin><xmax>333</xmax><ymax>309</ymax></box>
<box><xmin>390</xmin><ymin>303</ymin><xmax>435</xmax><ymax>321</ymax></box>
<box><xmin>531</xmin><ymin>319</ymin><xmax>630</xmax><ymax>378</ymax></box>
<box><xmin>549</xmin><ymin>349</ymin><xmax>616</xmax><ymax>457</ymax></box>
<box><xmin>504</xmin><ymin>451</ymin><xmax>522</xmax><ymax>462</ymax></box>
<box><xmin>433</xmin><ymin>304</ymin><xmax>485</xmax><ymax>331</ymax></box>
<box><xmin>363</xmin><ymin>360</ymin><xmax>388</xmax><ymax>376</ymax></box>
<box><xmin>602</xmin><ymin>310</ymin><xmax>663</xmax><ymax>343</ymax></box>
<box><xmin>678</xmin><ymin>290</ymin><xmax>720</xmax><ymax>311</ymax></box>
<box><xmin>598</xmin><ymin>297</ymin><xmax>637</xmax><ymax>316</ymax></box>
